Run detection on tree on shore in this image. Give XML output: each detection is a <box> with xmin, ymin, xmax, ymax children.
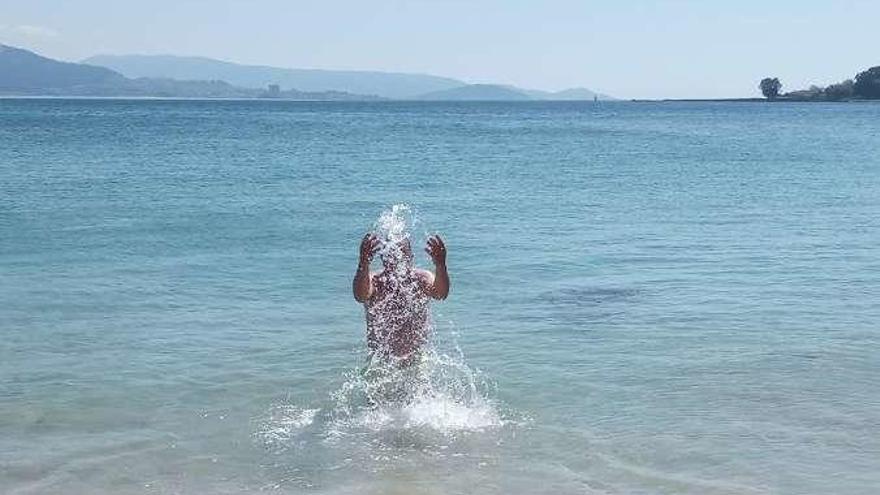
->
<box><xmin>853</xmin><ymin>66</ymin><xmax>880</xmax><ymax>99</ymax></box>
<box><xmin>825</xmin><ymin>79</ymin><xmax>854</xmax><ymax>101</ymax></box>
<box><xmin>765</xmin><ymin>65</ymin><xmax>879</xmax><ymax>102</ymax></box>
<box><xmin>759</xmin><ymin>77</ymin><xmax>782</xmax><ymax>100</ymax></box>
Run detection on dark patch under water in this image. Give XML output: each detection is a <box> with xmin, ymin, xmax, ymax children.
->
<box><xmin>538</xmin><ymin>286</ymin><xmax>639</xmax><ymax>306</ymax></box>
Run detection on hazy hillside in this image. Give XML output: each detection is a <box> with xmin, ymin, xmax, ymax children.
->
<box><xmin>0</xmin><ymin>44</ymin><xmax>124</xmax><ymax>92</ymax></box>
<box><xmin>524</xmin><ymin>87</ymin><xmax>616</xmax><ymax>101</ymax></box>
<box><xmin>0</xmin><ymin>45</ymin><xmax>382</xmax><ymax>99</ymax></box>
<box><xmin>3</xmin><ymin>45</ymin><xmax>613</xmax><ymax>100</ymax></box>
<box><xmin>84</xmin><ymin>54</ymin><xmax>464</xmax><ymax>98</ymax></box>
<box><xmin>415</xmin><ymin>83</ymin><xmax>615</xmax><ymax>101</ymax></box>
<box><xmin>416</xmin><ymin>84</ymin><xmax>533</xmax><ymax>101</ymax></box>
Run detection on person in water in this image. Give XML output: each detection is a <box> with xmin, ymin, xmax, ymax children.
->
<box><xmin>352</xmin><ymin>233</ymin><xmax>450</xmax><ymax>364</ymax></box>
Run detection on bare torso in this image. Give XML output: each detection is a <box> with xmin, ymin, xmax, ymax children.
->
<box><xmin>353</xmin><ymin>233</ymin><xmax>449</xmax><ymax>361</ymax></box>
<box><xmin>365</xmin><ymin>268</ymin><xmax>433</xmax><ymax>358</ymax></box>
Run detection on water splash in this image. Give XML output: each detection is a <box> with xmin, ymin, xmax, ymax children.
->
<box><xmin>375</xmin><ymin>203</ymin><xmax>415</xmax><ymax>247</ymax></box>
<box><xmin>373</xmin><ymin>203</ymin><xmax>422</xmax><ymax>283</ymax></box>
<box><xmin>357</xmin><ymin>202</ymin><xmax>502</xmax><ymax>433</ymax></box>
<box><xmin>327</xmin><ymin>335</ymin><xmax>503</xmax><ymax>438</ymax></box>
<box><xmin>256</xmin><ymin>405</ymin><xmax>320</xmax><ymax>452</ymax></box>
<box><xmin>366</xmin><ymin>203</ymin><xmax>431</xmax><ymax>361</ymax></box>
<box><xmin>256</xmin><ymin>204</ymin><xmax>509</xmax><ymax>458</ymax></box>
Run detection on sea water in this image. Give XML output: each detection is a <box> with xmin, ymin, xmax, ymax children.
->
<box><xmin>1</xmin><ymin>99</ymin><xmax>879</xmax><ymax>494</ymax></box>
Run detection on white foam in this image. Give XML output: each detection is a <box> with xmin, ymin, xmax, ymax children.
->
<box><xmin>401</xmin><ymin>393</ymin><xmax>503</xmax><ymax>431</ymax></box>
<box><xmin>255</xmin><ymin>405</ymin><xmax>319</xmax><ymax>449</ymax></box>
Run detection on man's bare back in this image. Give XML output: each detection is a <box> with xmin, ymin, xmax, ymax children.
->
<box><xmin>353</xmin><ymin>234</ymin><xmax>450</xmax><ymax>361</ymax></box>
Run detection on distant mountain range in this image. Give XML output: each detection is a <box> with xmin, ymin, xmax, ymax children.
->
<box><xmin>83</xmin><ymin>54</ymin><xmax>462</xmax><ymax>99</ymax></box>
<box><xmin>87</xmin><ymin>54</ymin><xmax>615</xmax><ymax>101</ymax></box>
<box><xmin>418</xmin><ymin>84</ymin><xmax>613</xmax><ymax>101</ymax></box>
<box><xmin>0</xmin><ymin>44</ymin><xmax>378</xmax><ymax>99</ymax></box>
<box><xmin>417</xmin><ymin>84</ymin><xmax>533</xmax><ymax>101</ymax></box>
<box><xmin>525</xmin><ymin>87</ymin><xmax>615</xmax><ymax>100</ymax></box>
<box><xmin>0</xmin><ymin>44</ymin><xmax>614</xmax><ymax>100</ymax></box>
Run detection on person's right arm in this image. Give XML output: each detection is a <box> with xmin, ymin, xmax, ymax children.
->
<box><xmin>353</xmin><ymin>233</ymin><xmax>380</xmax><ymax>303</ymax></box>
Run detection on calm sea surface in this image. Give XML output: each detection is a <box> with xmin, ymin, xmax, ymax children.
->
<box><xmin>1</xmin><ymin>99</ymin><xmax>879</xmax><ymax>495</ymax></box>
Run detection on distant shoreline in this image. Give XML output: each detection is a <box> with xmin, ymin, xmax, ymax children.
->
<box><xmin>0</xmin><ymin>95</ymin><xmax>608</xmax><ymax>102</ymax></box>
<box><xmin>2</xmin><ymin>95</ymin><xmax>877</xmax><ymax>103</ymax></box>
<box><xmin>638</xmin><ymin>97</ymin><xmax>875</xmax><ymax>103</ymax></box>
<box><xmin>635</xmin><ymin>98</ymin><xmax>765</xmax><ymax>102</ymax></box>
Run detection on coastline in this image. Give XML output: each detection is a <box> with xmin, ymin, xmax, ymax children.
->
<box><xmin>1</xmin><ymin>94</ymin><xmax>876</xmax><ymax>103</ymax></box>
<box><xmin>634</xmin><ymin>97</ymin><xmax>877</xmax><ymax>103</ymax></box>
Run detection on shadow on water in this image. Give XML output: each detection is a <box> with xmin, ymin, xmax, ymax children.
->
<box><xmin>510</xmin><ymin>286</ymin><xmax>640</xmax><ymax>327</ymax></box>
<box><xmin>538</xmin><ymin>287</ymin><xmax>639</xmax><ymax>307</ymax></box>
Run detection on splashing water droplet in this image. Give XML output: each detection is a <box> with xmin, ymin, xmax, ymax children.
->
<box><xmin>375</xmin><ymin>203</ymin><xmax>415</xmax><ymax>245</ymax></box>
<box><xmin>255</xmin><ymin>205</ymin><xmax>519</xmax><ymax>478</ymax></box>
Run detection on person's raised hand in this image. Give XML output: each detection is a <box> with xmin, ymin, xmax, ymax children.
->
<box><xmin>359</xmin><ymin>233</ymin><xmax>380</xmax><ymax>266</ymax></box>
<box><xmin>425</xmin><ymin>235</ymin><xmax>447</xmax><ymax>266</ymax></box>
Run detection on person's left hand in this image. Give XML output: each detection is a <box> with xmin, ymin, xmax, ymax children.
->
<box><xmin>425</xmin><ymin>235</ymin><xmax>447</xmax><ymax>266</ymax></box>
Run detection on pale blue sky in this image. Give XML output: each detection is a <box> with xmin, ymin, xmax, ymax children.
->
<box><xmin>2</xmin><ymin>0</ymin><xmax>877</xmax><ymax>99</ymax></box>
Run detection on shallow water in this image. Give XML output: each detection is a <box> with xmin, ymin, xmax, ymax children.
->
<box><xmin>1</xmin><ymin>99</ymin><xmax>879</xmax><ymax>494</ymax></box>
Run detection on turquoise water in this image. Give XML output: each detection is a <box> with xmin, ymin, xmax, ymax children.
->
<box><xmin>1</xmin><ymin>99</ymin><xmax>879</xmax><ymax>494</ymax></box>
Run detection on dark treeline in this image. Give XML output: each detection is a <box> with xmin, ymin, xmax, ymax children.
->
<box><xmin>760</xmin><ymin>66</ymin><xmax>880</xmax><ymax>101</ymax></box>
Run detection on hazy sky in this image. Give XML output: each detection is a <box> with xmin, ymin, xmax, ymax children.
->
<box><xmin>2</xmin><ymin>0</ymin><xmax>878</xmax><ymax>99</ymax></box>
